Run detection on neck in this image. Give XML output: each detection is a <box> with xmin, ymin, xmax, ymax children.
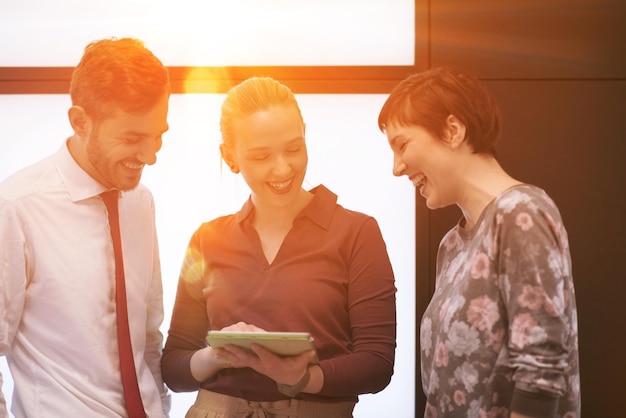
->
<box><xmin>457</xmin><ymin>156</ymin><xmax>521</xmax><ymax>229</ymax></box>
<box><xmin>251</xmin><ymin>189</ymin><xmax>313</xmax><ymax>227</ymax></box>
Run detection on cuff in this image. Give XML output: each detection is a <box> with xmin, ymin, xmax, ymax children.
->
<box><xmin>510</xmin><ymin>386</ymin><xmax>559</xmax><ymax>418</ymax></box>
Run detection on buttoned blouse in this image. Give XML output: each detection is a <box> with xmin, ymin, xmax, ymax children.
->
<box><xmin>162</xmin><ymin>185</ymin><xmax>397</xmax><ymax>403</ymax></box>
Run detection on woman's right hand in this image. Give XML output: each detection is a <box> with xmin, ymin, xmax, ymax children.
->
<box><xmin>189</xmin><ymin>344</ymin><xmax>231</xmax><ymax>382</ymax></box>
<box><xmin>190</xmin><ymin>321</ymin><xmax>267</xmax><ymax>382</ymax></box>
<box><xmin>219</xmin><ymin>321</ymin><xmax>267</xmax><ymax>333</ymax></box>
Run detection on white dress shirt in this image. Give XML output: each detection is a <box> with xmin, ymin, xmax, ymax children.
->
<box><xmin>0</xmin><ymin>142</ymin><xmax>170</xmax><ymax>417</ymax></box>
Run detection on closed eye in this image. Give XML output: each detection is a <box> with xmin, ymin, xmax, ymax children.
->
<box><xmin>397</xmin><ymin>140</ymin><xmax>409</xmax><ymax>152</ymax></box>
<box><xmin>250</xmin><ymin>154</ymin><xmax>269</xmax><ymax>161</ymax></box>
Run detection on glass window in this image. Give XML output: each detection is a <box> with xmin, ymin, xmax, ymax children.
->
<box><xmin>0</xmin><ymin>93</ymin><xmax>415</xmax><ymax>417</ymax></box>
<box><xmin>0</xmin><ymin>0</ymin><xmax>415</xmax><ymax>66</ymax></box>
<box><xmin>1</xmin><ymin>2</ymin><xmax>417</xmax><ymax>416</ymax></box>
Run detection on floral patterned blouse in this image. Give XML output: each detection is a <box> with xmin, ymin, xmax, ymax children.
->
<box><xmin>420</xmin><ymin>184</ymin><xmax>580</xmax><ymax>418</ymax></box>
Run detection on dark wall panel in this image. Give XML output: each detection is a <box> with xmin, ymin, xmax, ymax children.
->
<box><xmin>490</xmin><ymin>79</ymin><xmax>626</xmax><ymax>418</ymax></box>
<box><xmin>421</xmin><ymin>0</ymin><xmax>626</xmax><ymax>416</ymax></box>
<box><xmin>430</xmin><ymin>0</ymin><xmax>626</xmax><ymax>79</ymax></box>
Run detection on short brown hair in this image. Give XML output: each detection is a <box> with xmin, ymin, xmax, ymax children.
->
<box><xmin>69</xmin><ymin>37</ymin><xmax>170</xmax><ymax>121</ymax></box>
<box><xmin>378</xmin><ymin>67</ymin><xmax>502</xmax><ymax>156</ymax></box>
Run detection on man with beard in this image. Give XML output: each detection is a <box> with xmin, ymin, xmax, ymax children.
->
<box><xmin>0</xmin><ymin>38</ymin><xmax>171</xmax><ymax>418</ymax></box>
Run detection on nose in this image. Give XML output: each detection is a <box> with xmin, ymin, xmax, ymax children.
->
<box><xmin>272</xmin><ymin>154</ymin><xmax>291</xmax><ymax>176</ymax></box>
<box><xmin>137</xmin><ymin>137</ymin><xmax>162</xmax><ymax>166</ymax></box>
<box><xmin>392</xmin><ymin>154</ymin><xmax>406</xmax><ymax>177</ymax></box>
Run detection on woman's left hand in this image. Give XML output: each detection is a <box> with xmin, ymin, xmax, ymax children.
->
<box><xmin>215</xmin><ymin>343</ymin><xmax>315</xmax><ymax>385</ymax></box>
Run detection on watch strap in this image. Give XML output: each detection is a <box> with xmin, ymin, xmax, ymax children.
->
<box><xmin>276</xmin><ymin>367</ymin><xmax>311</xmax><ymax>397</ymax></box>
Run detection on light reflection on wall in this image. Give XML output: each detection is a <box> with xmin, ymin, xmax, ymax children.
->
<box><xmin>0</xmin><ymin>94</ymin><xmax>416</xmax><ymax>417</ymax></box>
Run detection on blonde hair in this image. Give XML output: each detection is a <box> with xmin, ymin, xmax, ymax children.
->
<box><xmin>220</xmin><ymin>77</ymin><xmax>304</xmax><ymax>150</ymax></box>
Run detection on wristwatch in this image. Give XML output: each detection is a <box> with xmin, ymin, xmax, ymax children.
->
<box><xmin>277</xmin><ymin>367</ymin><xmax>311</xmax><ymax>397</ymax></box>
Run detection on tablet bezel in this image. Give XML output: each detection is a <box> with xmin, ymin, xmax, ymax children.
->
<box><xmin>206</xmin><ymin>331</ymin><xmax>318</xmax><ymax>363</ymax></box>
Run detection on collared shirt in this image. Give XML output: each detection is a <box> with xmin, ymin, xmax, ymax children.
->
<box><xmin>162</xmin><ymin>185</ymin><xmax>397</xmax><ymax>403</ymax></box>
<box><xmin>0</xmin><ymin>142</ymin><xmax>170</xmax><ymax>417</ymax></box>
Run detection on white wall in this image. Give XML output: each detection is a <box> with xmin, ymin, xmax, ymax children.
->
<box><xmin>0</xmin><ymin>93</ymin><xmax>416</xmax><ymax>417</ymax></box>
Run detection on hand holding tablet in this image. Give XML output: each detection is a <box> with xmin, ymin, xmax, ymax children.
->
<box><xmin>206</xmin><ymin>331</ymin><xmax>318</xmax><ymax>364</ymax></box>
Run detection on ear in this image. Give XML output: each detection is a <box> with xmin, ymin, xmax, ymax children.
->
<box><xmin>220</xmin><ymin>143</ymin><xmax>239</xmax><ymax>174</ymax></box>
<box><xmin>444</xmin><ymin>114</ymin><xmax>466</xmax><ymax>150</ymax></box>
<box><xmin>68</xmin><ymin>106</ymin><xmax>91</xmax><ymax>137</ymax></box>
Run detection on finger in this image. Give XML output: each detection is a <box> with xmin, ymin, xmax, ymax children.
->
<box><xmin>294</xmin><ymin>350</ymin><xmax>316</xmax><ymax>368</ymax></box>
<box><xmin>216</xmin><ymin>357</ymin><xmax>231</xmax><ymax>368</ymax></box>
<box><xmin>222</xmin><ymin>345</ymin><xmax>264</xmax><ymax>370</ymax></box>
<box><xmin>304</xmin><ymin>349</ymin><xmax>316</xmax><ymax>363</ymax></box>
<box><xmin>220</xmin><ymin>322</ymin><xmax>266</xmax><ymax>332</ymax></box>
<box><xmin>222</xmin><ymin>344</ymin><xmax>252</xmax><ymax>357</ymax></box>
<box><xmin>220</xmin><ymin>322</ymin><xmax>249</xmax><ymax>332</ymax></box>
<box><xmin>249</xmin><ymin>343</ymin><xmax>274</xmax><ymax>360</ymax></box>
<box><xmin>213</xmin><ymin>347</ymin><xmax>232</xmax><ymax>363</ymax></box>
<box><xmin>249</xmin><ymin>324</ymin><xmax>267</xmax><ymax>332</ymax></box>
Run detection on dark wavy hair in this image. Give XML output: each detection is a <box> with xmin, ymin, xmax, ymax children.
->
<box><xmin>69</xmin><ymin>37</ymin><xmax>170</xmax><ymax>121</ymax></box>
<box><xmin>378</xmin><ymin>67</ymin><xmax>502</xmax><ymax>156</ymax></box>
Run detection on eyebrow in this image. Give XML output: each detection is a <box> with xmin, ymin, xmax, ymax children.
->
<box><xmin>245</xmin><ymin>136</ymin><xmax>305</xmax><ymax>153</ymax></box>
<box><xmin>123</xmin><ymin>124</ymin><xmax>169</xmax><ymax>138</ymax></box>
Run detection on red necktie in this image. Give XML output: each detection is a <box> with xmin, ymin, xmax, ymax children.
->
<box><xmin>101</xmin><ymin>190</ymin><xmax>146</xmax><ymax>418</ymax></box>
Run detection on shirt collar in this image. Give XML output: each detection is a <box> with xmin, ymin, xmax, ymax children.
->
<box><xmin>233</xmin><ymin>185</ymin><xmax>338</xmax><ymax>230</ymax></box>
<box><xmin>299</xmin><ymin>185</ymin><xmax>337</xmax><ymax>230</ymax></box>
<box><xmin>55</xmin><ymin>139</ymin><xmax>109</xmax><ymax>202</ymax></box>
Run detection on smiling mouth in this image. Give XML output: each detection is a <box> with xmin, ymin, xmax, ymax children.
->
<box><xmin>410</xmin><ymin>174</ymin><xmax>426</xmax><ymax>188</ymax></box>
<box><xmin>268</xmin><ymin>179</ymin><xmax>293</xmax><ymax>191</ymax></box>
<box><xmin>123</xmin><ymin>161</ymin><xmax>144</xmax><ymax>171</ymax></box>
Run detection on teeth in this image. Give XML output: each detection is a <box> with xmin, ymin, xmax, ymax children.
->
<box><xmin>124</xmin><ymin>161</ymin><xmax>144</xmax><ymax>170</ymax></box>
<box><xmin>411</xmin><ymin>174</ymin><xmax>426</xmax><ymax>188</ymax></box>
<box><xmin>270</xmin><ymin>179</ymin><xmax>291</xmax><ymax>190</ymax></box>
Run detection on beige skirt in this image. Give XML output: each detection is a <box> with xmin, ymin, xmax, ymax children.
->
<box><xmin>185</xmin><ymin>389</ymin><xmax>356</xmax><ymax>418</ymax></box>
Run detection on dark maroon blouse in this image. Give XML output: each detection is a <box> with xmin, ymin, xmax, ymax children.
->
<box><xmin>161</xmin><ymin>185</ymin><xmax>397</xmax><ymax>403</ymax></box>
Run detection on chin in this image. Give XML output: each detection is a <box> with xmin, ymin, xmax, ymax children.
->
<box><xmin>425</xmin><ymin>198</ymin><xmax>443</xmax><ymax>211</ymax></box>
<box><xmin>115</xmin><ymin>179</ymin><xmax>141</xmax><ymax>192</ymax></box>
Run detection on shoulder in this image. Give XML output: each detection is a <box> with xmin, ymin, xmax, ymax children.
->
<box><xmin>315</xmin><ymin>185</ymin><xmax>375</xmax><ymax>218</ymax></box>
<box><xmin>0</xmin><ymin>155</ymin><xmax>57</xmax><ymax>201</ymax></box>
<box><xmin>494</xmin><ymin>184</ymin><xmax>560</xmax><ymax>214</ymax></box>
<box><xmin>188</xmin><ymin>196</ymin><xmax>251</xmax><ymax>245</ymax></box>
<box><xmin>190</xmin><ymin>212</ymin><xmax>239</xmax><ymax>241</ymax></box>
<box><xmin>492</xmin><ymin>184</ymin><xmax>569</xmax><ymax>249</ymax></box>
<box><xmin>490</xmin><ymin>184</ymin><xmax>566</xmax><ymax>229</ymax></box>
<box><xmin>317</xmin><ymin>185</ymin><xmax>379</xmax><ymax>226</ymax></box>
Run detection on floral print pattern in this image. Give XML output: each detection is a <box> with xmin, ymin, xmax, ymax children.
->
<box><xmin>421</xmin><ymin>185</ymin><xmax>580</xmax><ymax>417</ymax></box>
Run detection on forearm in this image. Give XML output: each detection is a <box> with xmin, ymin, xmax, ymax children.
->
<box><xmin>189</xmin><ymin>346</ymin><xmax>230</xmax><ymax>383</ymax></box>
<box><xmin>316</xmin><ymin>349</ymin><xmax>394</xmax><ymax>396</ymax></box>
<box><xmin>162</xmin><ymin>242</ymin><xmax>213</xmax><ymax>390</ymax></box>
<box><xmin>301</xmin><ymin>364</ymin><xmax>323</xmax><ymax>394</ymax></box>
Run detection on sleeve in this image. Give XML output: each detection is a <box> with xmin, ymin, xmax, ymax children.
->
<box><xmin>317</xmin><ymin>217</ymin><xmax>397</xmax><ymax>397</ymax></box>
<box><xmin>0</xmin><ymin>373</ymin><xmax>5</xmax><ymax>418</ymax></box>
<box><xmin>161</xmin><ymin>230</ymin><xmax>212</xmax><ymax>392</ymax></box>
<box><xmin>142</xmin><ymin>196</ymin><xmax>171</xmax><ymax>416</ymax></box>
<box><xmin>496</xmin><ymin>194</ymin><xmax>576</xmax><ymax>413</ymax></box>
<box><xmin>0</xmin><ymin>199</ymin><xmax>28</xmax><ymax>418</ymax></box>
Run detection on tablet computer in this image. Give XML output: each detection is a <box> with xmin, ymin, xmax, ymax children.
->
<box><xmin>206</xmin><ymin>331</ymin><xmax>318</xmax><ymax>363</ymax></box>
